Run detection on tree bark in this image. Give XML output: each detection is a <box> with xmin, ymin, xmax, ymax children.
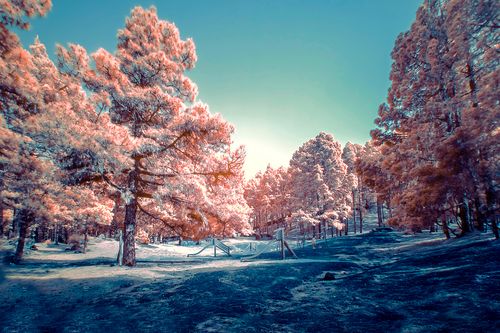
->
<box><xmin>54</xmin><ymin>224</ymin><xmax>59</xmax><ymax>245</ymax></box>
<box><xmin>109</xmin><ymin>191</ymin><xmax>121</xmax><ymax>238</ymax></box>
<box><xmin>358</xmin><ymin>193</ymin><xmax>363</xmax><ymax>233</ymax></box>
<box><xmin>0</xmin><ymin>203</ymin><xmax>3</xmax><ymax>237</ymax></box>
<box><xmin>83</xmin><ymin>224</ymin><xmax>88</xmax><ymax>254</ymax></box>
<box><xmin>13</xmin><ymin>209</ymin><xmax>32</xmax><ymax>264</ymax></box>
<box><xmin>376</xmin><ymin>199</ymin><xmax>383</xmax><ymax>227</ymax></box>
<box><xmin>9</xmin><ymin>208</ymin><xmax>17</xmax><ymax>239</ymax></box>
<box><xmin>117</xmin><ymin>229</ymin><xmax>124</xmax><ymax>265</ymax></box>
<box><xmin>0</xmin><ymin>166</ymin><xmax>4</xmax><ymax>237</ymax></box>
<box><xmin>458</xmin><ymin>202</ymin><xmax>470</xmax><ymax>236</ymax></box>
<box><xmin>491</xmin><ymin>218</ymin><xmax>499</xmax><ymax>240</ymax></box>
<box><xmin>122</xmin><ymin>168</ymin><xmax>138</xmax><ymax>267</ymax></box>
<box><xmin>352</xmin><ymin>190</ymin><xmax>357</xmax><ymax>234</ymax></box>
<box><xmin>63</xmin><ymin>227</ymin><xmax>69</xmax><ymax>244</ymax></box>
<box><xmin>441</xmin><ymin>213</ymin><xmax>450</xmax><ymax>239</ymax></box>
<box><xmin>485</xmin><ymin>183</ymin><xmax>498</xmax><ymax>239</ymax></box>
<box><xmin>473</xmin><ymin>197</ymin><xmax>485</xmax><ymax>232</ymax></box>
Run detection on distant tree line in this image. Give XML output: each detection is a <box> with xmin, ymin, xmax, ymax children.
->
<box><xmin>244</xmin><ymin>133</ymin><xmax>376</xmax><ymax>238</ymax></box>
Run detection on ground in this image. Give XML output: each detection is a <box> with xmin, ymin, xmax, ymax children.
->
<box><xmin>0</xmin><ymin>230</ymin><xmax>499</xmax><ymax>333</ymax></box>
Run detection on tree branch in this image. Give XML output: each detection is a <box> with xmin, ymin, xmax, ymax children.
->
<box><xmin>137</xmin><ymin>203</ymin><xmax>181</xmax><ymax>235</ymax></box>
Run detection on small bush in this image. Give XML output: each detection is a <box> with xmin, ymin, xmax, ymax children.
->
<box><xmin>67</xmin><ymin>234</ymin><xmax>82</xmax><ymax>251</ymax></box>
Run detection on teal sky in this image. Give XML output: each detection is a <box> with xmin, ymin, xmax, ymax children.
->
<box><xmin>18</xmin><ymin>0</ymin><xmax>422</xmax><ymax>178</ymax></box>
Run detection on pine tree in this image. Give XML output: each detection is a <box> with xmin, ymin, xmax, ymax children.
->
<box><xmin>370</xmin><ymin>0</ymin><xmax>499</xmax><ymax>237</ymax></box>
<box><xmin>58</xmin><ymin>7</ymin><xmax>244</xmax><ymax>265</ymax></box>
<box><xmin>289</xmin><ymin>132</ymin><xmax>350</xmax><ymax>236</ymax></box>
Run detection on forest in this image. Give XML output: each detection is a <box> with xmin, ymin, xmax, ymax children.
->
<box><xmin>0</xmin><ymin>0</ymin><xmax>498</xmax><ymax>332</ymax></box>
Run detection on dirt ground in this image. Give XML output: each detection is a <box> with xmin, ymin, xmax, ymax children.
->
<box><xmin>1</xmin><ymin>231</ymin><xmax>499</xmax><ymax>333</ymax></box>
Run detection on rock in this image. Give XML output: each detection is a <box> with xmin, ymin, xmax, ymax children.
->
<box><xmin>323</xmin><ymin>272</ymin><xmax>335</xmax><ymax>281</ymax></box>
<box><xmin>68</xmin><ymin>243</ymin><xmax>81</xmax><ymax>251</ymax></box>
<box><xmin>372</xmin><ymin>227</ymin><xmax>394</xmax><ymax>233</ymax></box>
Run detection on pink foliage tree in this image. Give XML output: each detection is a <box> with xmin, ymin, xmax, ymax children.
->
<box><xmin>1</xmin><ymin>0</ymin><xmax>130</xmax><ymax>262</ymax></box>
<box><xmin>244</xmin><ymin>165</ymin><xmax>290</xmax><ymax>236</ymax></box>
<box><xmin>370</xmin><ymin>0</ymin><xmax>499</xmax><ymax>238</ymax></box>
<box><xmin>288</xmin><ymin>132</ymin><xmax>351</xmax><ymax>237</ymax></box>
<box><xmin>58</xmin><ymin>6</ymin><xmax>249</xmax><ymax>265</ymax></box>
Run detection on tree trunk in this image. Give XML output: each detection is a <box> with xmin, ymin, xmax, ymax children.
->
<box><xmin>458</xmin><ymin>201</ymin><xmax>470</xmax><ymax>236</ymax></box>
<box><xmin>63</xmin><ymin>227</ymin><xmax>69</xmax><ymax>244</ymax></box>
<box><xmin>359</xmin><ymin>194</ymin><xmax>363</xmax><ymax>233</ymax></box>
<box><xmin>491</xmin><ymin>218</ymin><xmax>499</xmax><ymax>240</ymax></box>
<box><xmin>441</xmin><ymin>213</ymin><xmax>450</xmax><ymax>239</ymax></box>
<box><xmin>352</xmin><ymin>190</ymin><xmax>357</xmax><ymax>234</ymax></box>
<box><xmin>54</xmin><ymin>224</ymin><xmax>59</xmax><ymax>245</ymax></box>
<box><xmin>0</xmin><ymin>203</ymin><xmax>3</xmax><ymax>238</ymax></box>
<box><xmin>13</xmin><ymin>209</ymin><xmax>32</xmax><ymax>264</ymax></box>
<box><xmin>485</xmin><ymin>183</ymin><xmax>498</xmax><ymax>239</ymax></box>
<box><xmin>0</xmin><ymin>203</ymin><xmax>3</xmax><ymax>237</ymax></box>
<box><xmin>473</xmin><ymin>197</ymin><xmax>485</xmax><ymax>232</ymax></box>
<box><xmin>0</xmin><ymin>166</ymin><xmax>4</xmax><ymax>237</ymax></box>
<box><xmin>466</xmin><ymin>61</ymin><xmax>478</xmax><ymax>107</ymax></box>
<box><xmin>117</xmin><ymin>229</ymin><xmax>124</xmax><ymax>265</ymax></box>
<box><xmin>83</xmin><ymin>225</ymin><xmax>88</xmax><ymax>254</ymax></box>
<box><xmin>376</xmin><ymin>199</ymin><xmax>383</xmax><ymax>227</ymax></box>
<box><xmin>35</xmin><ymin>225</ymin><xmax>47</xmax><ymax>242</ymax></box>
<box><xmin>110</xmin><ymin>191</ymin><xmax>121</xmax><ymax>238</ymax></box>
<box><xmin>122</xmin><ymin>168</ymin><xmax>138</xmax><ymax>267</ymax></box>
<box><xmin>387</xmin><ymin>199</ymin><xmax>392</xmax><ymax>218</ymax></box>
<box><xmin>123</xmin><ymin>196</ymin><xmax>137</xmax><ymax>267</ymax></box>
<box><xmin>9</xmin><ymin>208</ymin><xmax>17</xmax><ymax>239</ymax></box>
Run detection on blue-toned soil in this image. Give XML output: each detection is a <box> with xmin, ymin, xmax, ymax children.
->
<box><xmin>1</xmin><ymin>231</ymin><xmax>499</xmax><ymax>332</ymax></box>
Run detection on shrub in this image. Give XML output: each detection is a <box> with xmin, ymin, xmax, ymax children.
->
<box><xmin>67</xmin><ymin>234</ymin><xmax>82</xmax><ymax>251</ymax></box>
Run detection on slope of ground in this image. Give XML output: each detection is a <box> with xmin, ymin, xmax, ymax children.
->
<box><xmin>0</xmin><ymin>231</ymin><xmax>498</xmax><ymax>333</ymax></box>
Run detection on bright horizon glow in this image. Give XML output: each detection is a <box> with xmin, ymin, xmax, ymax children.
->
<box><xmin>18</xmin><ymin>0</ymin><xmax>423</xmax><ymax>179</ymax></box>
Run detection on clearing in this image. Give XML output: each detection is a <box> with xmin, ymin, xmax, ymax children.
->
<box><xmin>0</xmin><ymin>231</ymin><xmax>499</xmax><ymax>332</ymax></box>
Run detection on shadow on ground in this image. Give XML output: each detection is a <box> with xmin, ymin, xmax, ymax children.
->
<box><xmin>1</xmin><ymin>232</ymin><xmax>499</xmax><ymax>333</ymax></box>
